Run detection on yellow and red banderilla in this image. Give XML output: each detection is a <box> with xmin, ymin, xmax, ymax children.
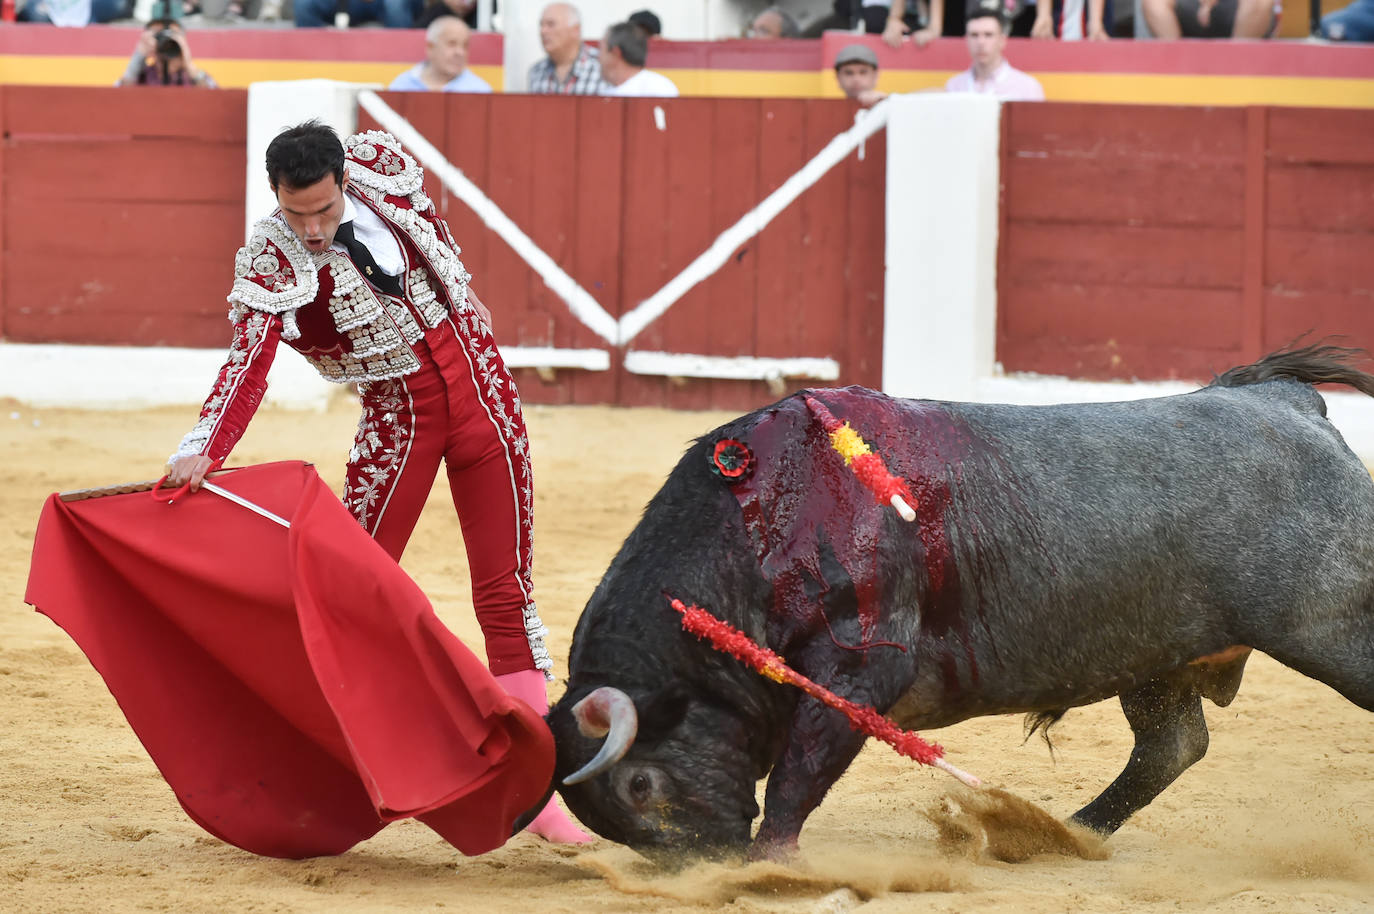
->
<box><xmin>671</xmin><ymin>598</ymin><xmax>980</xmax><ymax>788</ymax></box>
<box><xmin>803</xmin><ymin>395</ymin><xmax>917</xmax><ymax>522</ymax></box>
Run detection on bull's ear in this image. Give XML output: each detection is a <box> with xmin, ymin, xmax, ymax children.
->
<box><xmin>635</xmin><ymin>682</ymin><xmax>691</xmax><ymax>742</ymax></box>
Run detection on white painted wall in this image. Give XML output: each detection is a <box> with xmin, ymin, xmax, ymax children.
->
<box><xmin>881</xmin><ymin>92</ymin><xmax>1001</xmax><ymax>403</ymax></box>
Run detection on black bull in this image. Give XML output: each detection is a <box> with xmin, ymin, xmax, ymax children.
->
<box><xmin>546</xmin><ymin>345</ymin><xmax>1374</xmax><ymax>857</ymax></box>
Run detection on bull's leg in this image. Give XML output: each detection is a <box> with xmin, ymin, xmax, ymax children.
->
<box><xmin>751</xmin><ymin>695</ymin><xmax>869</xmax><ymax>859</ymax></box>
<box><xmin>1070</xmin><ymin>675</ymin><xmax>1209</xmax><ymax>836</ymax></box>
<box><xmin>1254</xmin><ymin>608</ymin><xmax>1374</xmax><ymax>711</ymax></box>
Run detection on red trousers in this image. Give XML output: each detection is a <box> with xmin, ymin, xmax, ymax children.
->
<box><xmin>341</xmin><ymin>316</ymin><xmax>545</xmax><ymax>676</ymax></box>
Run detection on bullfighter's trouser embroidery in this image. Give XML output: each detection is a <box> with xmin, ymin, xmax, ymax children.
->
<box><xmin>344</xmin><ymin>315</ymin><xmax>549</xmax><ymax>677</ymax></box>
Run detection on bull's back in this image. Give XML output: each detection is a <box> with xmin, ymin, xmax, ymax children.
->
<box><xmin>885</xmin><ymin>381</ymin><xmax>1374</xmax><ymax>714</ymax></box>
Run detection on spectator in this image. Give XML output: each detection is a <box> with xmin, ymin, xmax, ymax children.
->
<box><xmin>599</xmin><ymin>20</ymin><xmax>679</xmax><ymax>97</ymax></box>
<box><xmin>1035</xmin><ymin>0</ymin><xmax>1111</xmax><ymax>39</ymax></box>
<box><xmin>748</xmin><ymin>5</ymin><xmax>800</xmax><ymax>37</ymax></box>
<box><xmin>418</xmin><ymin>0</ymin><xmax>476</xmax><ymax>28</ymax></box>
<box><xmin>389</xmin><ymin>16</ymin><xmax>492</xmax><ymax>92</ymax></box>
<box><xmin>946</xmin><ymin>0</ymin><xmax>1044</xmax><ymax>100</ymax></box>
<box><xmin>880</xmin><ymin>0</ymin><xmax>933</xmax><ymax>45</ymax></box>
<box><xmin>528</xmin><ymin>3</ymin><xmax>605</xmax><ymax>95</ymax></box>
<box><xmin>627</xmin><ymin>8</ymin><xmax>661</xmax><ymax>36</ymax></box>
<box><xmin>1140</xmin><ymin>0</ymin><xmax>1274</xmax><ymax>37</ymax></box>
<box><xmin>17</xmin><ymin>0</ymin><xmax>129</xmax><ymax>24</ymax></box>
<box><xmin>297</xmin><ymin>0</ymin><xmax>418</xmax><ymax>28</ymax></box>
<box><xmin>1321</xmin><ymin>0</ymin><xmax>1374</xmax><ymax>40</ymax></box>
<box><xmin>115</xmin><ymin>19</ymin><xmax>218</xmax><ymax>87</ymax></box>
<box><xmin>803</xmin><ymin>1</ymin><xmax>920</xmax><ymax>39</ymax></box>
<box><xmin>184</xmin><ymin>0</ymin><xmax>257</xmax><ymax>19</ymax></box>
<box><xmin>832</xmin><ymin>43</ymin><xmax>886</xmax><ymax>107</ymax></box>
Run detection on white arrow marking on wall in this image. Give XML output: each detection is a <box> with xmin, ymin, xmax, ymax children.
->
<box><xmin>359</xmin><ymin>91</ymin><xmax>889</xmax><ymax>365</ymax></box>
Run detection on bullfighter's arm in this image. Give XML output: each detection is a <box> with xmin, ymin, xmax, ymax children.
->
<box><xmin>165</xmin><ymin>311</ymin><xmax>282</xmax><ymax>490</ymax></box>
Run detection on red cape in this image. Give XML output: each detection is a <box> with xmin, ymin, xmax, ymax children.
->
<box><xmin>24</xmin><ymin>460</ymin><xmax>553</xmax><ymax>859</ymax></box>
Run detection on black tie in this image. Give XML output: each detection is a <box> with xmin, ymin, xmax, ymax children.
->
<box><xmin>334</xmin><ymin>220</ymin><xmax>405</xmax><ymax>297</ymax></box>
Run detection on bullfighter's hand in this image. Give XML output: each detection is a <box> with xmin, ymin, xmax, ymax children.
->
<box><xmin>166</xmin><ymin>455</ymin><xmax>213</xmax><ymax>492</ymax></box>
<box><xmin>467</xmin><ymin>287</ymin><xmax>492</xmax><ymax>327</ymax></box>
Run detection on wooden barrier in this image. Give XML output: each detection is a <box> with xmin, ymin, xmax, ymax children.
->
<box><xmin>996</xmin><ymin>103</ymin><xmax>1374</xmax><ymax>381</ymax></box>
<box><xmin>358</xmin><ymin>92</ymin><xmax>887</xmax><ymax>410</ymax></box>
<box><xmin>1</xmin><ymin>86</ymin><xmax>248</xmax><ymax>348</ymax></box>
<box><xmin>3</xmin><ymin>88</ymin><xmax>1369</xmax><ymax>405</ymax></box>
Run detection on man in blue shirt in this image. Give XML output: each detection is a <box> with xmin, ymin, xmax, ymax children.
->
<box><xmin>389</xmin><ymin>17</ymin><xmax>494</xmax><ymax>93</ymax></box>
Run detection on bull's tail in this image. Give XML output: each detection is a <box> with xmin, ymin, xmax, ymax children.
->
<box><xmin>1212</xmin><ymin>342</ymin><xmax>1374</xmax><ymax>397</ymax></box>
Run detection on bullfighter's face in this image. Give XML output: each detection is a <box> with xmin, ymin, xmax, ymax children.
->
<box><xmin>273</xmin><ymin>172</ymin><xmax>349</xmax><ymax>254</ymax></box>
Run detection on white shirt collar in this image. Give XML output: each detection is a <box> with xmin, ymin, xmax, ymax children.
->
<box><xmin>332</xmin><ymin>192</ymin><xmax>406</xmax><ymax>277</ymax></box>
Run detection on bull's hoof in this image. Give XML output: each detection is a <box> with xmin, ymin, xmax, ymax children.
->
<box><xmin>746</xmin><ymin>835</ymin><xmax>800</xmax><ymax>863</ymax></box>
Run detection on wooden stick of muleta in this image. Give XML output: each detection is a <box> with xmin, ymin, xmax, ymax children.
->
<box><xmin>803</xmin><ymin>395</ymin><xmax>918</xmax><ymax>522</ymax></box>
<box><xmin>671</xmin><ymin>598</ymin><xmax>980</xmax><ymax>788</ymax></box>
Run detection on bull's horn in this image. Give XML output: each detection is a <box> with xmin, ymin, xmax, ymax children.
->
<box><xmin>562</xmin><ymin>687</ymin><xmax>638</xmax><ymax>785</ymax></box>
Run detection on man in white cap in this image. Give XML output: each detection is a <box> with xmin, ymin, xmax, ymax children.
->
<box><xmin>832</xmin><ymin>43</ymin><xmax>887</xmax><ymax>108</ymax></box>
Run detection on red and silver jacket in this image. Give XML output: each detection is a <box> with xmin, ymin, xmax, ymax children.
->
<box><xmin>172</xmin><ymin>131</ymin><xmax>474</xmax><ymax>465</ymax></box>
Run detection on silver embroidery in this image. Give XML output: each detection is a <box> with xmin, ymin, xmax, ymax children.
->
<box><xmin>344</xmin><ymin>130</ymin><xmax>423</xmax><ymax>197</ymax></box>
<box><xmin>345</xmin><ymin>380</ymin><xmax>413</xmax><ymax>531</ymax></box>
<box><xmin>227</xmin><ymin>218</ymin><xmax>316</xmax><ymax>342</ymax></box>
<box><xmin>170</xmin><ymin>313</ymin><xmax>270</xmax><ymax>461</ymax></box>
<box><xmin>348</xmin><ymin>181</ymin><xmax>471</xmax><ymax>324</ymax></box>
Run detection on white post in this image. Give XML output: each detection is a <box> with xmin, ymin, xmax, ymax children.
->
<box><xmin>501</xmin><ymin>0</ymin><xmax>543</xmax><ymax>92</ymax></box>
<box><xmin>881</xmin><ymin>93</ymin><xmax>1002</xmax><ymax>403</ymax></box>
<box><xmin>244</xmin><ymin>80</ymin><xmax>378</xmax><ymax>240</ymax></box>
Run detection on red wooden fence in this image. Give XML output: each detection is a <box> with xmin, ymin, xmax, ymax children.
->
<box><xmin>4</xmin><ymin>88</ymin><xmax>1370</xmax><ymax>405</ymax></box>
<box><xmin>358</xmin><ymin>92</ymin><xmax>887</xmax><ymax>410</ymax></box>
<box><xmin>997</xmin><ymin>103</ymin><xmax>1374</xmax><ymax>381</ymax></box>
<box><xmin>1</xmin><ymin>86</ymin><xmax>249</xmax><ymax>348</ymax></box>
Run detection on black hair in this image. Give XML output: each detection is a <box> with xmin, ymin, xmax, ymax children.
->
<box><xmin>604</xmin><ymin>21</ymin><xmax>648</xmax><ymax>68</ymax></box>
<box><xmin>627</xmin><ymin>8</ymin><xmax>661</xmax><ymax>36</ymax></box>
<box><xmin>265</xmin><ymin>120</ymin><xmax>346</xmax><ymax>191</ymax></box>
<box><xmin>965</xmin><ymin>0</ymin><xmax>1011</xmax><ymax>28</ymax></box>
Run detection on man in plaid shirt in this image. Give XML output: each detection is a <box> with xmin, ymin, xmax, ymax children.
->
<box><xmin>527</xmin><ymin>2</ymin><xmax>605</xmax><ymax>95</ymax></box>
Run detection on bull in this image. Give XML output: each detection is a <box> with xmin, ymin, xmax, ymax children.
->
<box><xmin>545</xmin><ymin>345</ymin><xmax>1374</xmax><ymax>858</ymax></box>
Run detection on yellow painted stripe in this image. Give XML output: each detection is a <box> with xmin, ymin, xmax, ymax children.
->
<box><xmin>0</xmin><ymin>56</ymin><xmax>502</xmax><ymax>90</ymax></box>
<box><xmin>658</xmin><ymin>68</ymin><xmax>1374</xmax><ymax>108</ymax></box>
<box><xmin>1035</xmin><ymin>73</ymin><xmax>1374</xmax><ymax>108</ymax></box>
<box><xmin>5</xmin><ymin>56</ymin><xmax>1372</xmax><ymax>109</ymax></box>
<box><xmin>660</xmin><ymin>69</ymin><xmax>827</xmax><ymax>98</ymax></box>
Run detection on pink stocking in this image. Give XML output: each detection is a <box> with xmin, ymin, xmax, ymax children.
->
<box><xmin>493</xmin><ymin>670</ymin><xmax>594</xmax><ymax>844</ymax></box>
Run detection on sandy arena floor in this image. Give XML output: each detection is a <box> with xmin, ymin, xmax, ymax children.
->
<box><xmin>1</xmin><ymin>396</ymin><xmax>1370</xmax><ymax>913</ymax></box>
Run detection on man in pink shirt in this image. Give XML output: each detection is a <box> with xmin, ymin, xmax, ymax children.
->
<box><xmin>945</xmin><ymin>0</ymin><xmax>1044</xmax><ymax>101</ymax></box>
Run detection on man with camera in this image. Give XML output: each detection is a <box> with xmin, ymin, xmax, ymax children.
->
<box><xmin>116</xmin><ymin>19</ymin><xmax>218</xmax><ymax>87</ymax></box>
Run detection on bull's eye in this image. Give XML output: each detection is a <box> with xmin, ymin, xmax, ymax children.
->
<box><xmin>629</xmin><ymin>773</ymin><xmax>651</xmax><ymax>799</ymax></box>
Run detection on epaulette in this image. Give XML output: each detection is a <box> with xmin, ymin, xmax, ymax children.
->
<box><xmin>226</xmin><ymin>217</ymin><xmax>317</xmax><ymax>339</ymax></box>
<box><xmin>344</xmin><ymin>130</ymin><xmax>423</xmax><ymax>198</ymax></box>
